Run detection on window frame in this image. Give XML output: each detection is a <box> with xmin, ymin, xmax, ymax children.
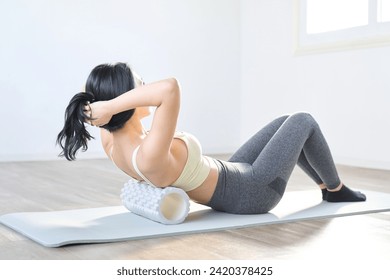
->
<box><xmin>293</xmin><ymin>0</ymin><xmax>390</xmax><ymax>55</ymax></box>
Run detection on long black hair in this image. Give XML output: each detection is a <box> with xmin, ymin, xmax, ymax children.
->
<box><xmin>57</xmin><ymin>62</ymin><xmax>136</xmax><ymax>160</ymax></box>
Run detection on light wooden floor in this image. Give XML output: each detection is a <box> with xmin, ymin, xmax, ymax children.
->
<box><xmin>0</xmin><ymin>156</ymin><xmax>389</xmax><ymax>260</ymax></box>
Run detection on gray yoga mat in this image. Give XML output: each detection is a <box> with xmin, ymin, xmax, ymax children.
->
<box><xmin>0</xmin><ymin>190</ymin><xmax>389</xmax><ymax>247</ymax></box>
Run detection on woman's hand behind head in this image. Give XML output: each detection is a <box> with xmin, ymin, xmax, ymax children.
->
<box><xmin>86</xmin><ymin>100</ymin><xmax>113</xmax><ymax>127</ymax></box>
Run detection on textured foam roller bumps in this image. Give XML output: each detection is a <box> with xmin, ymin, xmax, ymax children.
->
<box><xmin>120</xmin><ymin>179</ymin><xmax>190</xmax><ymax>224</ymax></box>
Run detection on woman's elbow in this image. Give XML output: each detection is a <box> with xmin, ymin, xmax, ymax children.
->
<box><xmin>166</xmin><ymin>77</ymin><xmax>180</xmax><ymax>95</ymax></box>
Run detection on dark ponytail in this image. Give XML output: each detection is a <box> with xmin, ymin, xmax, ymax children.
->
<box><xmin>56</xmin><ymin>91</ymin><xmax>95</xmax><ymax>161</ymax></box>
<box><xmin>57</xmin><ymin>62</ymin><xmax>136</xmax><ymax>160</ymax></box>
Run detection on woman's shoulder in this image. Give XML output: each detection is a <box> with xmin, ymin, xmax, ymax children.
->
<box><xmin>174</xmin><ymin>131</ymin><xmax>196</xmax><ymax>140</ymax></box>
<box><xmin>100</xmin><ymin>128</ymin><xmax>114</xmax><ymax>157</ymax></box>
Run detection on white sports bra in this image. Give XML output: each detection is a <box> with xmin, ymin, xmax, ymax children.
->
<box><xmin>132</xmin><ymin>131</ymin><xmax>211</xmax><ymax>192</ymax></box>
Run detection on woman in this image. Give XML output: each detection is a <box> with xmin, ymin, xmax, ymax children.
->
<box><xmin>57</xmin><ymin>62</ymin><xmax>366</xmax><ymax>214</ymax></box>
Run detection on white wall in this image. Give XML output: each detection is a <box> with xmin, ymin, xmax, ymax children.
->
<box><xmin>0</xmin><ymin>0</ymin><xmax>241</xmax><ymax>161</ymax></box>
<box><xmin>2</xmin><ymin>0</ymin><xmax>389</xmax><ymax>171</ymax></box>
<box><xmin>240</xmin><ymin>0</ymin><xmax>390</xmax><ymax>170</ymax></box>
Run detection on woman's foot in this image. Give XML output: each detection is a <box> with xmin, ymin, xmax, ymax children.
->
<box><xmin>319</xmin><ymin>184</ymin><xmax>328</xmax><ymax>200</ymax></box>
<box><xmin>321</xmin><ymin>188</ymin><xmax>328</xmax><ymax>200</ymax></box>
<box><xmin>326</xmin><ymin>184</ymin><xmax>366</xmax><ymax>202</ymax></box>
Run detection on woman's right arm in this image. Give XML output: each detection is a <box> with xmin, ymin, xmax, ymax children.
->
<box><xmin>90</xmin><ymin>78</ymin><xmax>179</xmax><ymax>125</ymax></box>
<box><xmin>90</xmin><ymin>78</ymin><xmax>181</xmax><ymax>177</ymax></box>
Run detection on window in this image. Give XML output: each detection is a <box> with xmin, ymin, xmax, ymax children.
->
<box><xmin>294</xmin><ymin>0</ymin><xmax>390</xmax><ymax>55</ymax></box>
<box><xmin>378</xmin><ymin>0</ymin><xmax>390</xmax><ymax>22</ymax></box>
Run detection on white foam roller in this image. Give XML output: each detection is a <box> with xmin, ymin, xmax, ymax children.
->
<box><xmin>120</xmin><ymin>179</ymin><xmax>190</xmax><ymax>225</ymax></box>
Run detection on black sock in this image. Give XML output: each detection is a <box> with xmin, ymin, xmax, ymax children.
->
<box><xmin>326</xmin><ymin>185</ymin><xmax>366</xmax><ymax>202</ymax></box>
<box><xmin>321</xmin><ymin>188</ymin><xmax>328</xmax><ymax>200</ymax></box>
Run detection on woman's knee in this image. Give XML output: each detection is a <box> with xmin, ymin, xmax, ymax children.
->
<box><xmin>289</xmin><ymin>112</ymin><xmax>318</xmax><ymax>127</ymax></box>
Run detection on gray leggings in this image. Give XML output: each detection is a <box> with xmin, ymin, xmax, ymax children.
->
<box><xmin>206</xmin><ymin>112</ymin><xmax>341</xmax><ymax>214</ymax></box>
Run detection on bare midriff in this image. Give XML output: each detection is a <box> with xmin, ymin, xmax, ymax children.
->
<box><xmin>186</xmin><ymin>156</ymin><xmax>219</xmax><ymax>205</ymax></box>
